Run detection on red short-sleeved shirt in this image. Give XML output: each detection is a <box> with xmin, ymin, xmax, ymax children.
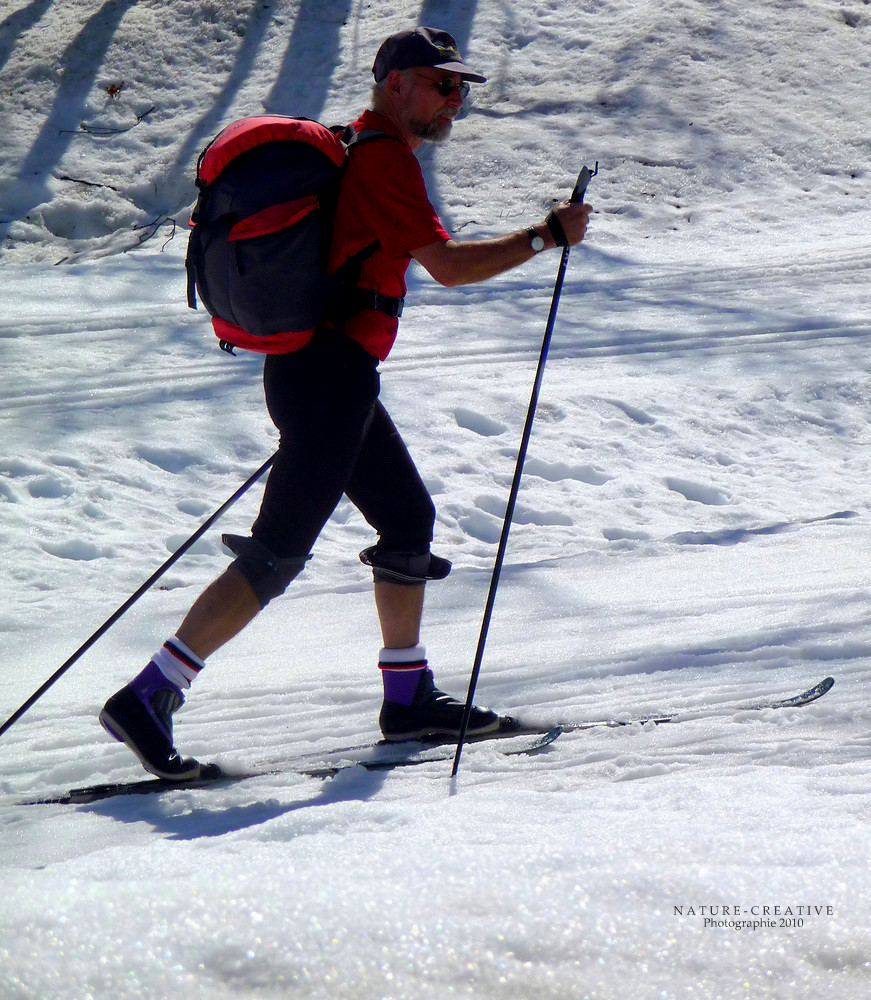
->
<box><xmin>327</xmin><ymin>111</ymin><xmax>450</xmax><ymax>360</ymax></box>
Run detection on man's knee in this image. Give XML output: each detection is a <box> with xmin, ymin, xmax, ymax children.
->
<box><xmin>222</xmin><ymin>534</ymin><xmax>309</xmax><ymax>607</ymax></box>
<box><xmin>359</xmin><ymin>545</ymin><xmax>451</xmax><ymax>586</ymax></box>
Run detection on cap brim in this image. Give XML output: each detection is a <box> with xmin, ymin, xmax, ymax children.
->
<box><xmin>432</xmin><ymin>60</ymin><xmax>487</xmax><ymax>83</ymax></box>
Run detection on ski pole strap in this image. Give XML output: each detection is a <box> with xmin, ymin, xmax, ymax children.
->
<box><xmin>544</xmin><ymin>209</ymin><xmax>569</xmax><ymax>248</ymax></box>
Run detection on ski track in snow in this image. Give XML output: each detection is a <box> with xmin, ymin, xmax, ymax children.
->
<box><xmin>3</xmin><ymin>244</ymin><xmax>870</xmax><ymax>796</ymax></box>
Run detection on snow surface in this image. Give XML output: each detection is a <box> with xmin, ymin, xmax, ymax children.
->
<box><xmin>2</xmin><ymin>1</ymin><xmax>871</xmax><ymax>997</ymax></box>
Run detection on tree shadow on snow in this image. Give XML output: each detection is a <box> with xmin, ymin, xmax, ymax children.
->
<box><xmin>12</xmin><ymin>0</ymin><xmax>140</xmax><ymax>223</ymax></box>
<box><xmin>414</xmin><ymin>0</ymin><xmax>481</xmax><ymax>233</ymax></box>
<box><xmin>0</xmin><ymin>0</ymin><xmax>53</xmax><ymax>75</ymax></box>
<box><xmin>264</xmin><ymin>0</ymin><xmax>355</xmax><ymax>119</ymax></box>
<box><xmin>165</xmin><ymin>1</ymin><xmax>277</xmax><ymax>201</ymax></box>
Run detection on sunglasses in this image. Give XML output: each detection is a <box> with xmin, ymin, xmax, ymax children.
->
<box><xmin>412</xmin><ymin>72</ymin><xmax>471</xmax><ymax>101</ymax></box>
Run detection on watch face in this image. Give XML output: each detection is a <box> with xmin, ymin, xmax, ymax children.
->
<box><xmin>530</xmin><ymin>234</ymin><xmax>545</xmax><ymax>252</ymax></box>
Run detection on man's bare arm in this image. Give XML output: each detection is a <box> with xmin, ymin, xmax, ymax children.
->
<box><xmin>412</xmin><ymin>201</ymin><xmax>590</xmax><ymax>288</ymax></box>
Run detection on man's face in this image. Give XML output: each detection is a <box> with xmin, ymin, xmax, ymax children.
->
<box><xmin>404</xmin><ymin>69</ymin><xmax>467</xmax><ymax>144</ymax></box>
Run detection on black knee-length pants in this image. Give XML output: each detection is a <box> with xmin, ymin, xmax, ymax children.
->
<box><xmin>250</xmin><ymin>330</ymin><xmax>436</xmax><ymax>562</ymax></box>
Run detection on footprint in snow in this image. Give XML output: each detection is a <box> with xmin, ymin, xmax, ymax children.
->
<box><xmin>1</xmin><ymin>459</ymin><xmax>44</xmax><ymax>477</ymax></box>
<box><xmin>165</xmin><ymin>533</ymin><xmax>216</xmax><ymax>556</ymax></box>
<box><xmin>136</xmin><ymin>445</ymin><xmax>201</xmax><ymax>473</ymax></box>
<box><xmin>524</xmin><ymin>457</ymin><xmax>612</xmax><ymax>486</ymax></box>
<box><xmin>177</xmin><ymin>498</ymin><xmax>212</xmax><ymax>517</ymax></box>
<box><xmin>454</xmin><ymin>407</ymin><xmax>507</xmax><ymax>437</ymax></box>
<box><xmin>458</xmin><ymin>512</ymin><xmax>502</xmax><ymax>544</ymax></box>
<box><xmin>0</xmin><ymin>480</ymin><xmax>19</xmax><ymax>503</ymax></box>
<box><xmin>28</xmin><ymin>475</ymin><xmax>74</xmax><ymax>499</ymax></box>
<box><xmin>602</xmin><ymin>527</ymin><xmax>652</xmax><ymax>542</ymax></box>
<box><xmin>41</xmin><ymin>539</ymin><xmax>111</xmax><ymax>560</ymax></box>
<box><xmin>604</xmin><ymin>399</ymin><xmax>657</xmax><ymax>425</ymax></box>
<box><xmin>665</xmin><ymin>476</ymin><xmax>730</xmax><ymax>506</ymax></box>
<box><xmin>474</xmin><ymin>494</ymin><xmax>573</xmax><ymax>527</ymax></box>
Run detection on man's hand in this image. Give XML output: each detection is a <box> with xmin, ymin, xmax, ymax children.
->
<box><xmin>544</xmin><ymin>201</ymin><xmax>591</xmax><ymax>249</ymax></box>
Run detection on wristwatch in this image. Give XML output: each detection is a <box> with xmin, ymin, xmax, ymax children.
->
<box><xmin>526</xmin><ymin>227</ymin><xmax>546</xmax><ymax>253</ymax></box>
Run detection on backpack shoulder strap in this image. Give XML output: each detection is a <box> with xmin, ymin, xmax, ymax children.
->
<box><xmin>332</xmin><ymin>122</ymin><xmax>403</xmax><ymax>151</ymax></box>
<box><xmin>327</xmin><ymin>124</ymin><xmax>406</xmax><ymax>322</ymax></box>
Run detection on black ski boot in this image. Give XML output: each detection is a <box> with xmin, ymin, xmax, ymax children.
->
<box><xmin>379</xmin><ymin>667</ymin><xmax>500</xmax><ymax>741</ymax></box>
<box><xmin>99</xmin><ymin>662</ymin><xmax>201</xmax><ymax>779</ymax></box>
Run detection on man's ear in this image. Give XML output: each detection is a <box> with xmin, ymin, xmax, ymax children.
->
<box><xmin>384</xmin><ymin>68</ymin><xmax>407</xmax><ymax>98</ymax></box>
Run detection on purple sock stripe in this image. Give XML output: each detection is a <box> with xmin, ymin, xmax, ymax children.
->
<box><xmin>164</xmin><ymin>640</ymin><xmax>203</xmax><ymax>673</ymax></box>
<box><xmin>381</xmin><ymin>665</ymin><xmax>425</xmax><ymax>706</ymax></box>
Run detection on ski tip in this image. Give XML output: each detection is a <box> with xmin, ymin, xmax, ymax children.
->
<box><xmin>805</xmin><ymin>676</ymin><xmax>835</xmax><ymax>699</ymax></box>
<box><xmin>515</xmin><ymin>726</ymin><xmax>563</xmax><ymax>755</ymax></box>
<box><xmin>777</xmin><ymin>675</ymin><xmax>835</xmax><ymax>709</ymax></box>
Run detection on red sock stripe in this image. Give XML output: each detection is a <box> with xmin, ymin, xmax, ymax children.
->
<box><xmin>164</xmin><ymin>640</ymin><xmax>203</xmax><ymax>673</ymax></box>
<box><xmin>378</xmin><ymin>659</ymin><xmax>427</xmax><ymax>672</ymax></box>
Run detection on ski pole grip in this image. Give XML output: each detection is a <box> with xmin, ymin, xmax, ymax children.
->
<box><xmin>571</xmin><ymin>161</ymin><xmax>598</xmax><ymax>203</ymax></box>
<box><xmin>544</xmin><ymin>163</ymin><xmax>597</xmax><ymax>247</ymax></box>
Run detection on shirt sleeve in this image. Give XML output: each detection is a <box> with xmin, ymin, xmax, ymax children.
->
<box><xmin>347</xmin><ymin>140</ymin><xmax>450</xmax><ymax>259</ymax></box>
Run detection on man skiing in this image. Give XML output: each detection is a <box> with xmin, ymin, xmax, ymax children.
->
<box><xmin>100</xmin><ymin>26</ymin><xmax>591</xmax><ymax>779</ymax></box>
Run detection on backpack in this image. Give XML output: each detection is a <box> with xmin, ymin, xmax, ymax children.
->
<box><xmin>184</xmin><ymin>116</ymin><xmax>403</xmax><ymax>354</ymax></box>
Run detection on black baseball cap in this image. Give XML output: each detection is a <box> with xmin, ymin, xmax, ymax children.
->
<box><xmin>372</xmin><ymin>27</ymin><xmax>487</xmax><ymax>83</ymax></box>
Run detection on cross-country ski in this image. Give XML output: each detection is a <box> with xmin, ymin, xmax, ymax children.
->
<box><xmin>16</xmin><ymin>677</ymin><xmax>833</xmax><ymax>804</ymax></box>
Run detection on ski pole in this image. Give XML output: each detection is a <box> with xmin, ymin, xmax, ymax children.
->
<box><xmin>451</xmin><ymin>165</ymin><xmax>597</xmax><ymax>778</ymax></box>
<box><xmin>0</xmin><ymin>452</ymin><xmax>276</xmax><ymax>740</ymax></box>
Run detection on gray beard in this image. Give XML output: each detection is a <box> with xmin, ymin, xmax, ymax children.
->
<box><xmin>409</xmin><ymin>116</ymin><xmax>452</xmax><ymax>144</ymax></box>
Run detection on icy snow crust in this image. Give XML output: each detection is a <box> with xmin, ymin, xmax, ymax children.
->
<box><xmin>1</xmin><ymin>1</ymin><xmax>870</xmax><ymax>998</ymax></box>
